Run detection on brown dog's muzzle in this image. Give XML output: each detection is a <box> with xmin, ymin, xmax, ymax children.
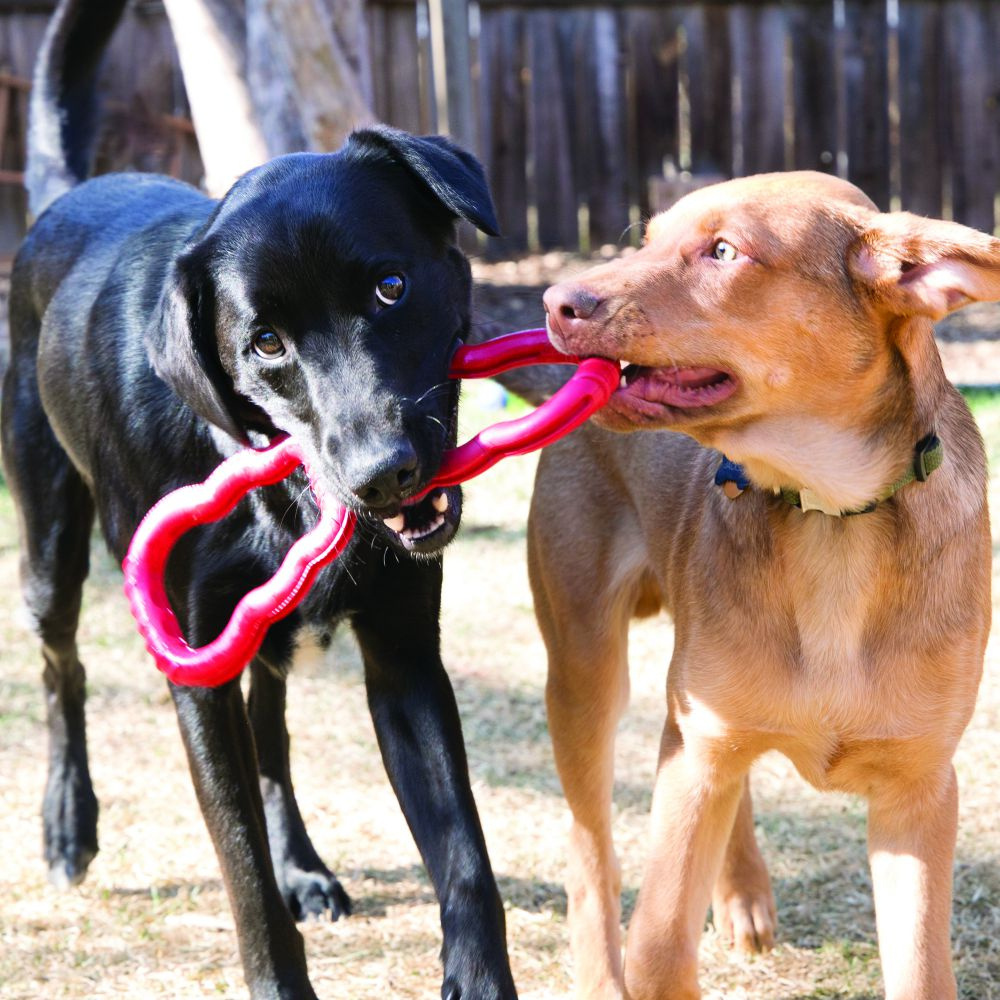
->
<box><xmin>543</xmin><ymin>283</ymin><xmax>604</xmax><ymax>353</ymax></box>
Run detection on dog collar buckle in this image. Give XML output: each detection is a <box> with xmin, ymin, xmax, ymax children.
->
<box><xmin>913</xmin><ymin>433</ymin><xmax>941</xmax><ymax>483</ymax></box>
<box><xmin>797</xmin><ymin>488</ymin><xmax>847</xmax><ymax>516</ymax></box>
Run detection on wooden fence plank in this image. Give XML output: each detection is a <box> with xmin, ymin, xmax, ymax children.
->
<box><xmin>682</xmin><ymin>3</ymin><xmax>732</xmax><ymax>176</ymax></box>
<box><xmin>368</xmin><ymin>4</ymin><xmax>389</xmax><ymax>121</ymax></box>
<box><xmin>478</xmin><ymin>7</ymin><xmax>528</xmax><ymax>253</ymax></box>
<box><xmin>840</xmin><ymin>0</ymin><xmax>890</xmax><ymax>208</ymax></box>
<box><xmin>624</xmin><ymin>5</ymin><xmax>681</xmax><ymax>221</ymax></box>
<box><xmin>730</xmin><ymin>3</ymin><xmax>786</xmax><ymax>175</ymax></box>
<box><xmin>427</xmin><ymin>0</ymin><xmax>475</xmax><ymax>148</ymax></box>
<box><xmin>788</xmin><ymin>3</ymin><xmax>837</xmax><ymax>174</ymax></box>
<box><xmin>526</xmin><ymin>9</ymin><xmax>578</xmax><ymax>249</ymax></box>
<box><xmin>387</xmin><ymin>3</ymin><xmax>424</xmax><ymax>133</ymax></box>
<box><xmin>897</xmin><ymin>1</ymin><xmax>944</xmax><ymax>218</ymax></box>
<box><xmin>0</xmin><ymin>8</ymin><xmax>48</xmax><ymax>78</ymax></box>
<box><xmin>584</xmin><ymin>11</ymin><xmax>629</xmax><ymax>244</ymax></box>
<box><xmin>943</xmin><ymin>0</ymin><xmax>998</xmax><ymax>232</ymax></box>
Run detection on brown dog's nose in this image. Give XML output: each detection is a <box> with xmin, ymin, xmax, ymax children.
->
<box><xmin>543</xmin><ymin>284</ymin><xmax>602</xmax><ymax>321</ymax></box>
<box><xmin>543</xmin><ymin>284</ymin><xmax>603</xmax><ymax>352</ymax></box>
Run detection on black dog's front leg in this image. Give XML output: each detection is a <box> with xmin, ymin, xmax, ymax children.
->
<box><xmin>353</xmin><ymin>557</ymin><xmax>517</xmax><ymax>1000</ymax></box>
<box><xmin>248</xmin><ymin>659</ymin><xmax>352</xmax><ymax>921</ymax></box>
<box><xmin>171</xmin><ymin>679</ymin><xmax>317</xmax><ymax>1000</ymax></box>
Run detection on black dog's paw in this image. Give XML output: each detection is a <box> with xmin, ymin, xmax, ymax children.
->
<box><xmin>280</xmin><ymin>866</ymin><xmax>352</xmax><ymax>922</ymax></box>
<box><xmin>43</xmin><ymin>773</ymin><xmax>99</xmax><ymax>888</ymax></box>
<box><xmin>441</xmin><ymin>960</ymin><xmax>518</xmax><ymax>1000</ymax></box>
<box><xmin>46</xmin><ymin>844</ymin><xmax>97</xmax><ymax>889</ymax></box>
<box><xmin>441</xmin><ymin>976</ymin><xmax>517</xmax><ymax>1000</ymax></box>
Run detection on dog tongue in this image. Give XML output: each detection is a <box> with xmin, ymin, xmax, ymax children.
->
<box><xmin>663</xmin><ymin>367</ymin><xmax>727</xmax><ymax>389</ymax></box>
<box><xmin>623</xmin><ymin>366</ymin><xmax>734</xmax><ymax>409</ymax></box>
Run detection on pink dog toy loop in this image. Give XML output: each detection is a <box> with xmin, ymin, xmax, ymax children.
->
<box><xmin>433</xmin><ymin>355</ymin><xmax>618</xmax><ymax>487</ymax></box>
<box><xmin>123</xmin><ymin>438</ymin><xmax>355</xmax><ymax>687</ymax></box>
<box><xmin>124</xmin><ymin>329</ymin><xmax>618</xmax><ymax>687</ymax></box>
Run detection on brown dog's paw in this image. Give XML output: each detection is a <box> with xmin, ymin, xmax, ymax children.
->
<box><xmin>711</xmin><ymin>887</ymin><xmax>777</xmax><ymax>953</ymax></box>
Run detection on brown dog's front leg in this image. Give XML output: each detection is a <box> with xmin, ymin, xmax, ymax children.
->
<box><xmin>624</xmin><ymin>717</ymin><xmax>747</xmax><ymax>1000</ymax></box>
<box><xmin>529</xmin><ymin>473</ymin><xmax>635</xmax><ymax>1000</ymax></box>
<box><xmin>171</xmin><ymin>679</ymin><xmax>317</xmax><ymax>1000</ymax></box>
<box><xmin>710</xmin><ymin>777</ymin><xmax>776</xmax><ymax>953</ymax></box>
<box><xmin>545</xmin><ymin>641</ymin><xmax>629</xmax><ymax>1000</ymax></box>
<box><xmin>868</xmin><ymin>765</ymin><xmax>959</xmax><ymax>1000</ymax></box>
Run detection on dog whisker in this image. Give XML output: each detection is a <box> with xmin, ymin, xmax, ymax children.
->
<box><xmin>414</xmin><ymin>383</ymin><xmax>453</xmax><ymax>406</ymax></box>
<box><xmin>618</xmin><ymin>219</ymin><xmax>646</xmax><ymax>246</ymax></box>
<box><xmin>279</xmin><ymin>482</ymin><xmax>315</xmax><ymax>531</ymax></box>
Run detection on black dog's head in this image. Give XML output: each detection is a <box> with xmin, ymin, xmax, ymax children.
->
<box><xmin>147</xmin><ymin>126</ymin><xmax>499</xmax><ymax>555</ymax></box>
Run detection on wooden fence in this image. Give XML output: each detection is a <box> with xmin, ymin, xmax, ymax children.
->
<box><xmin>370</xmin><ymin>0</ymin><xmax>1000</xmax><ymax>254</ymax></box>
<box><xmin>0</xmin><ymin>1</ymin><xmax>997</xmax><ymax>257</ymax></box>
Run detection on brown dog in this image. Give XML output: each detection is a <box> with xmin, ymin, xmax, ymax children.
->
<box><xmin>531</xmin><ymin>172</ymin><xmax>993</xmax><ymax>1000</ymax></box>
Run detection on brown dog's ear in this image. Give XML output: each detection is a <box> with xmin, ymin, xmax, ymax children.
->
<box><xmin>848</xmin><ymin>213</ymin><xmax>1000</xmax><ymax>320</ymax></box>
<box><xmin>146</xmin><ymin>248</ymin><xmax>250</xmax><ymax>444</ymax></box>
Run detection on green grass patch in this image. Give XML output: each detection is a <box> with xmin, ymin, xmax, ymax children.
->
<box><xmin>962</xmin><ymin>387</ymin><xmax>1000</xmax><ymax>469</ymax></box>
<box><xmin>962</xmin><ymin>385</ymin><xmax>1000</xmax><ymax>415</ymax></box>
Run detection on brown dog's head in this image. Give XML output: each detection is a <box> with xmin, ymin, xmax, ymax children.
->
<box><xmin>544</xmin><ymin>171</ymin><xmax>1000</xmax><ymax>508</ymax></box>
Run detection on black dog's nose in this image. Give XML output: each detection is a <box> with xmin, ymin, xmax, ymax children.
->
<box><xmin>347</xmin><ymin>444</ymin><xmax>420</xmax><ymax>509</ymax></box>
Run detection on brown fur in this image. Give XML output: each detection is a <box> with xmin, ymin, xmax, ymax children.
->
<box><xmin>529</xmin><ymin>172</ymin><xmax>993</xmax><ymax>999</ymax></box>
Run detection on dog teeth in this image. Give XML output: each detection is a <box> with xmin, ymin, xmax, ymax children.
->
<box><xmin>432</xmin><ymin>492</ymin><xmax>449</xmax><ymax>513</ymax></box>
<box><xmin>383</xmin><ymin>513</ymin><xmax>406</xmax><ymax>532</ymax></box>
<box><xmin>403</xmin><ymin>514</ymin><xmax>445</xmax><ymax>541</ymax></box>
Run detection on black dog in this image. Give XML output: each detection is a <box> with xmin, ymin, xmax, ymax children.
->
<box><xmin>2</xmin><ymin>2</ymin><xmax>516</xmax><ymax>997</ymax></box>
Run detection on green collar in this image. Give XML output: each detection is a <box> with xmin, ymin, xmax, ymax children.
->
<box><xmin>716</xmin><ymin>433</ymin><xmax>944</xmax><ymax>517</ymax></box>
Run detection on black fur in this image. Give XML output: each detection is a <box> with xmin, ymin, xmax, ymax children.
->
<box><xmin>2</xmin><ymin>2</ymin><xmax>516</xmax><ymax>997</ymax></box>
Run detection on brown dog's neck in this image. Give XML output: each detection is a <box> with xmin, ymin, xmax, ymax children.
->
<box><xmin>891</xmin><ymin>315</ymin><xmax>953</xmax><ymax>435</ymax></box>
<box><xmin>717</xmin><ymin>319</ymin><xmax>952</xmax><ymax>516</ymax></box>
<box><xmin>718</xmin><ymin>418</ymin><xmax>920</xmax><ymax>517</ymax></box>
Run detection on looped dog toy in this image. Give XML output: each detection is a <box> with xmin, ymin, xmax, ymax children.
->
<box><xmin>123</xmin><ymin>328</ymin><xmax>618</xmax><ymax>687</ymax></box>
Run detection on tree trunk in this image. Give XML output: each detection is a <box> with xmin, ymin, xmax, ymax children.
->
<box><xmin>161</xmin><ymin>0</ymin><xmax>268</xmax><ymax>196</ymax></box>
<box><xmin>163</xmin><ymin>0</ymin><xmax>373</xmax><ymax>197</ymax></box>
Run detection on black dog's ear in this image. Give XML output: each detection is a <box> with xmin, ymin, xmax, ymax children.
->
<box><xmin>146</xmin><ymin>249</ymin><xmax>250</xmax><ymax>444</ymax></box>
<box><xmin>347</xmin><ymin>125</ymin><xmax>500</xmax><ymax>236</ymax></box>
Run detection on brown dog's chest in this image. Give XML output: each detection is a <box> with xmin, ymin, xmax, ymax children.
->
<box><xmin>666</xmin><ymin>505</ymin><xmax>984</xmax><ymax>791</ymax></box>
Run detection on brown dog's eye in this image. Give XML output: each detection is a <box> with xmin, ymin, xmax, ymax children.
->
<box><xmin>711</xmin><ymin>239</ymin><xmax>739</xmax><ymax>262</ymax></box>
<box><xmin>375</xmin><ymin>274</ymin><xmax>406</xmax><ymax>307</ymax></box>
<box><xmin>252</xmin><ymin>330</ymin><xmax>285</xmax><ymax>359</ymax></box>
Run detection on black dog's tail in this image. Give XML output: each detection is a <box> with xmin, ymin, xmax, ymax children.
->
<box><xmin>26</xmin><ymin>0</ymin><xmax>129</xmax><ymax>218</ymax></box>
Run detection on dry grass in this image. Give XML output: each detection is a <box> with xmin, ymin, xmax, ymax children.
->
<box><xmin>0</xmin><ymin>386</ymin><xmax>998</xmax><ymax>1000</ymax></box>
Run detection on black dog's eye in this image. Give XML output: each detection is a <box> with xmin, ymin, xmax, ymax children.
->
<box><xmin>252</xmin><ymin>330</ymin><xmax>286</xmax><ymax>359</ymax></box>
<box><xmin>375</xmin><ymin>274</ymin><xmax>406</xmax><ymax>307</ymax></box>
